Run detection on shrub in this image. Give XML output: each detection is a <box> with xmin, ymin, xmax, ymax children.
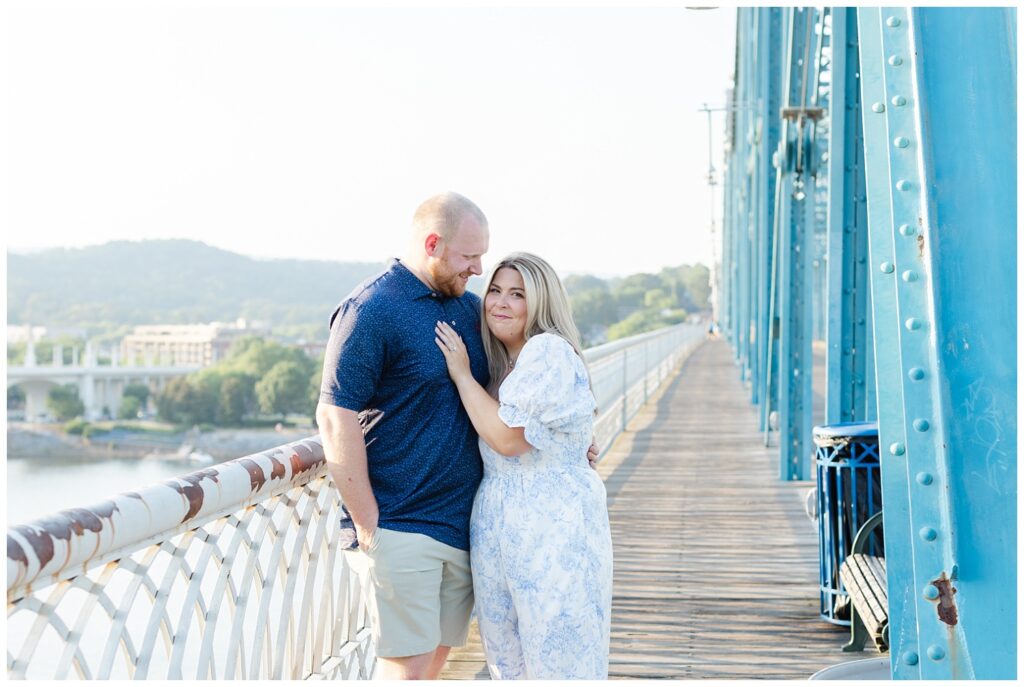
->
<box><xmin>65</xmin><ymin>418</ymin><xmax>90</xmax><ymax>435</ymax></box>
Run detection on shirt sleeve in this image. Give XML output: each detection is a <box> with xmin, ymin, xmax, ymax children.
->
<box><xmin>319</xmin><ymin>299</ymin><xmax>385</xmax><ymax>411</ymax></box>
<box><xmin>497</xmin><ymin>333</ymin><xmax>596</xmax><ymax>452</ymax></box>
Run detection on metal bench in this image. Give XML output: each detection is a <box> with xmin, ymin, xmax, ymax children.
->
<box><xmin>839</xmin><ymin>511</ymin><xmax>888</xmax><ymax>652</ymax></box>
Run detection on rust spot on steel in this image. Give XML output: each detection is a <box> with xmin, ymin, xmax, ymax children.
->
<box><xmin>12</xmin><ymin>526</ymin><xmax>55</xmax><ymax>569</ymax></box>
<box><xmin>167</xmin><ymin>469</ymin><xmax>221</xmax><ymax>523</ymax></box>
<box><xmin>237</xmin><ymin>458</ymin><xmax>269</xmax><ymax>492</ymax></box>
<box><xmin>7</xmin><ymin>536</ymin><xmax>29</xmax><ymax>567</ymax></box>
<box><xmin>929</xmin><ymin>573</ymin><xmax>958</xmax><ymax>626</ymax></box>
<box><xmin>10</xmin><ymin>501</ymin><xmax>120</xmax><ymax>569</ymax></box>
<box><xmin>290</xmin><ymin>445</ymin><xmax>323</xmax><ymax>476</ymax></box>
<box><xmin>269</xmin><ymin>456</ymin><xmax>287</xmax><ymax>481</ymax></box>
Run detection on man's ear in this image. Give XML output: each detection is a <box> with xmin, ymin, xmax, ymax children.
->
<box><xmin>424</xmin><ymin>233</ymin><xmax>443</xmax><ymax>257</ymax></box>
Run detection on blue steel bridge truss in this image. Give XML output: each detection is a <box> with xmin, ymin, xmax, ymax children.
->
<box><xmin>718</xmin><ymin>6</ymin><xmax>1016</xmax><ymax>680</ymax></box>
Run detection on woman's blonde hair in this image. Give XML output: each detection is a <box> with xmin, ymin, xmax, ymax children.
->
<box><xmin>481</xmin><ymin>252</ymin><xmax>588</xmax><ymax>396</ymax></box>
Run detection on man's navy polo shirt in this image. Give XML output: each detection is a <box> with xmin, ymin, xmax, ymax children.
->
<box><xmin>319</xmin><ymin>258</ymin><xmax>488</xmax><ymax>552</ymax></box>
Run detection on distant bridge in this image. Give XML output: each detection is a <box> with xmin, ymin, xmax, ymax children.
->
<box><xmin>8</xmin><ymin>343</ymin><xmax>199</xmax><ymax>421</ymax></box>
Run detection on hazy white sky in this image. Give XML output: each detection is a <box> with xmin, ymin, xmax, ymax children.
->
<box><xmin>5</xmin><ymin>1</ymin><xmax>735</xmax><ymax>277</ymax></box>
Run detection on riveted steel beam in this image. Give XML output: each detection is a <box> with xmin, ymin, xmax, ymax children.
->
<box><xmin>857</xmin><ymin>10</ymin><xmax>919</xmax><ymax>678</ymax></box>
<box><xmin>723</xmin><ymin>7</ymin><xmax>783</xmax><ymax>408</ymax></box>
<box><xmin>757</xmin><ymin>7</ymin><xmax>783</xmax><ymax>426</ymax></box>
<box><xmin>826</xmin><ymin>9</ymin><xmax>875</xmax><ymax>425</ymax></box>
<box><xmin>859</xmin><ymin>7</ymin><xmax>1017</xmax><ymax>679</ymax></box>
<box><xmin>776</xmin><ymin>6</ymin><xmax>818</xmax><ymax>480</ymax></box>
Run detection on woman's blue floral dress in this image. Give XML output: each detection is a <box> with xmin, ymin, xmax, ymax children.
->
<box><xmin>470</xmin><ymin>332</ymin><xmax>613</xmax><ymax>679</ymax></box>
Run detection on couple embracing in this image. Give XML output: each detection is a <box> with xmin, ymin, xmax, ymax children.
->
<box><xmin>316</xmin><ymin>192</ymin><xmax>613</xmax><ymax>680</ymax></box>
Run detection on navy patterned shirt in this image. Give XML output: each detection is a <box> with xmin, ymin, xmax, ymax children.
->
<box><xmin>319</xmin><ymin>258</ymin><xmax>488</xmax><ymax>551</ymax></box>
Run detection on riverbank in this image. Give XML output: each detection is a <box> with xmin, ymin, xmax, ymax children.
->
<box><xmin>7</xmin><ymin>423</ymin><xmax>318</xmax><ymax>462</ymax></box>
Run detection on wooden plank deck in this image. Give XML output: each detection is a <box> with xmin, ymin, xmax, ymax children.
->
<box><xmin>441</xmin><ymin>338</ymin><xmax>880</xmax><ymax>679</ymax></box>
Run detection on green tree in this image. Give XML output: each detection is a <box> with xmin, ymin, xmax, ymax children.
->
<box><xmin>65</xmin><ymin>418</ymin><xmax>90</xmax><ymax>434</ymax></box>
<box><xmin>682</xmin><ymin>264</ymin><xmax>711</xmax><ymax>310</ymax></box>
<box><xmin>118</xmin><ymin>395</ymin><xmax>142</xmax><ymax>420</ymax></box>
<box><xmin>606</xmin><ymin>308</ymin><xmax>688</xmax><ymax>342</ymax></box>
<box><xmin>225</xmin><ymin>335</ymin><xmax>265</xmax><ymax>362</ymax></box>
<box><xmin>34</xmin><ymin>341</ymin><xmax>54</xmax><ymax>364</ymax></box>
<box><xmin>614</xmin><ymin>286</ymin><xmax>647</xmax><ymax>314</ymax></box>
<box><xmin>606</xmin><ymin>310</ymin><xmax>659</xmax><ymax>341</ymax></box>
<box><xmin>156</xmin><ymin>377</ymin><xmax>216</xmax><ymax>425</ymax></box>
<box><xmin>122</xmin><ymin>383</ymin><xmax>150</xmax><ymax>406</ymax></box>
<box><xmin>156</xmin><ymin>378</ymin><xmax>187</xmax><ymax>423</ymax></box>
<box><xmin>222</xmin><ymin>338</ymin><xmax>316</xmax><ymax>382</ymax></box>
<box><xmin>571</xmin><ymin>288</ymin><xmax>619</xmax><ymax>347</ymax></box>
<box><xmin>619</xmin><ymin>273</ymin><xmax>663</xmax><ymax>292</ymax></box>
<box><xmin>8</xmin><ymin>342</ymin><xmax>26</xmax><ymax>365</ymax></box>
<box><xmin>659</xmin><ymin>264</ymin><xmax>711</xmax><ymax>311</ymax></box>
<box><xmin>153</xmin><ymin>337</ymin><xmax>318</xmax><ymax>427</ymax></box>
<box><xmin>46</xmin><ymin>384</ymin><xmax>85</xmax><ymax>421</ymax></box>
<box><xmin>572</xmin><ymin>289</ymin><xmax>617</xmax><ymax>326</ymax></box>
<box><xmin>308</xmin><ymin>352</ymin><xmax>327</xmax><ymax>422</ymax></box>
<box><xmin>309</xmin><ymin>369</ymin><xmax>323</xmax><ymax>408</ymax></box>
<box><xmin>218</xmin><ymin>373</ymin><xmax>257</xmax><ymax>425</ymax></box>
<box><xmin>644</xmin><ymin>288</ymin><xmax>674</xmax><ymax>310</ymax></box>
<box><xmin>256</xmin><ymin>360</ymin><xmax>311</xmax><ymax>419</ymax></box>
<box><xmin>8</xmin><ymin>385</ymin><xmax>26</xmax><ymax>409</ymax></box>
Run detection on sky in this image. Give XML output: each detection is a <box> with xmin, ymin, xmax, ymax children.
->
<box><xmin>4</xmin><ymin>1</ymin><xmax>736</xmax><ymax>278</ymax></box>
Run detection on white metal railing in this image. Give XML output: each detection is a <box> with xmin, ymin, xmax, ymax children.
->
<box><xmin>6</xmin><ymin>323</ymin><xmax>705</xmax><ymax>680</ymax></box>
<box><xmin>6</xmin><ymin>439</ymin><xmax>374</xmax><ymax>680</ymax></box>
<box><xmin>585</xmin><ymin>323</ymin><xmax>705</xmax><ymax>455</ymax></box>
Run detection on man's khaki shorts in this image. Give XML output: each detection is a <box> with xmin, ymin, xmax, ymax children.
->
<box><xmin>345</xmin><ymin>527</ymin><xmax>474</xmax><ymax>658</ymax></box>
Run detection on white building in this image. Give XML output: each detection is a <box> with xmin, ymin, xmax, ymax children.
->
<box><xmin>120</xmin><ymin>320</ymin><xmax>269</xmax><ymax>368</ymax></box>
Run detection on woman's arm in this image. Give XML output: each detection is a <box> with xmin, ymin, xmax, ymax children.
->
<box><xmin>435</xmin><ymin>322</ymin><xmax>533</xmax><ymax>457</ymax></box>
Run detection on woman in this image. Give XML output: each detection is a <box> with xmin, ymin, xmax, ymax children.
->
<box><xmin>434</xmin><ymin>252</ymin><xmax>613</xmax><ymax>680</ymax></box>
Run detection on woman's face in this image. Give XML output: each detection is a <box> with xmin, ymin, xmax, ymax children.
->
<box><xmin>484</xmin><ymin>267</ymin><xmax>528</xmax><ymax>349</ymax></box>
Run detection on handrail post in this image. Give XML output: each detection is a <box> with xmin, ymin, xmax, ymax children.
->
<box><xmin>620</xmin><ymin>348</ymin><xmax>629</xmax><ymax>432</ymax></box>
<box><xmin>643</xmin><ymin>340</ymin><xmax>649</xmax><ymax>402</ymax></box>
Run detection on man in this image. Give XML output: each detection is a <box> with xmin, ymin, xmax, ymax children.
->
<box><xmin>316</xmin><ymin>192</ymin><xmax>598</xmax><ymax>679</ymax></box>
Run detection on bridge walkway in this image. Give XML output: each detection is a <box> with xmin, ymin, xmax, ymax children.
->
<box><xmin>441</xmin><ymin>338</ymin><xmax>877</xmax><ymax>679</ymax></box>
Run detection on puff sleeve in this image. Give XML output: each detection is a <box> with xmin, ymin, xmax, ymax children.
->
<box><xmin>497</xmin><ymin>333</ymin><xmax>596</xmax><ymax>452</ymax></box>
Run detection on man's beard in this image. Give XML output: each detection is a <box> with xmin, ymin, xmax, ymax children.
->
<box><xmin>430</xmin><ymin>261</ymin><xmax>469</xmax><ymax>297</ymax></box>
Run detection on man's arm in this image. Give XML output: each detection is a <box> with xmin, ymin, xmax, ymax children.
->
<box><xmin>316</xmin><ymin>402</ymin><xmax>379</xmax><ymax>548</ymax></box>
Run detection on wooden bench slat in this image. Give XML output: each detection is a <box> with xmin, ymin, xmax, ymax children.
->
<box><xmin>848</xmin><ymin>556</ymin><xmax>887</xmax><ymax>625</ymax></box>
<box><xmin>849</xmin><ymin>555</ymin><xmax>886</xmax><ymax>605</ymax></box>
<box><xmin>862</xmin><ymin>558</ymin><xmax>886</xmax><ymax>596</ymax></box>
<box><xmin>843</xmin><ymin>582</ymin><xmax>885</xmax><ymax>632</ymax></box>
<box><xmin>836</xmin><ymin>512</ymin><xmax>889</xmax><ymax>654</ymax></box>
<box><xmin>864</xmin><ymin>555</ymin><xmax>888</xmax><ymax>605</ymax></box>
<box><xmin>840</xmin><ymin>554</ymin><xmax>888</xmax><ymax>635</ymax></box>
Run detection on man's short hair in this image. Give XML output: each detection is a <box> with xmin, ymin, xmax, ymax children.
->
<box><xmin>412</xmin><ymin>192</ymin><xmax>488</xmax><ymax>240</ymax></box>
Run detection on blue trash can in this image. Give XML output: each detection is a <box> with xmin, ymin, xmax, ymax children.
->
<box><xmin>812</xmin><ymin>421</ymin><xmax>883</xmax><ymax>625</ymax></box>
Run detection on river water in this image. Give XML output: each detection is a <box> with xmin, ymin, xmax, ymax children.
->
<box><xmin>6</xmin><ymin>453</ymin><xmax>211</xmax><ymax>526</ymax></box>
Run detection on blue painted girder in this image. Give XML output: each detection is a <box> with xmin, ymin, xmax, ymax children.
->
<box><xmin>858</xmin><ymin>7</ymin><xmax>1016</xmax><ymax>680</ymax></box>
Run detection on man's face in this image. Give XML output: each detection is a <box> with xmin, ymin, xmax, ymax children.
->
<box><xmin>429</xmin><ymin>216</ymin><xmax>489</xmax><ymax>297</ymax></box>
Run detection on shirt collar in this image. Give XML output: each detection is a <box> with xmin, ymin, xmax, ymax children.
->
<box><xmin>389</xmin><ymin>258</ymin><xmax>446</xmax><ymax>301</ymax></box>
